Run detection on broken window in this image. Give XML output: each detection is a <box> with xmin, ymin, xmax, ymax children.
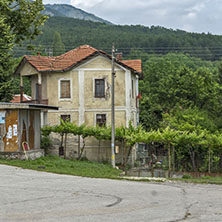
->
<box><xmin>61</xmin><ymin>114</ymin><xmax>71</xmax><ymax>123</ymax></box>
<box><xmin>96</xmin><ymin>114</ymin><xmax>106</xmax><ymax>127</ymax></box>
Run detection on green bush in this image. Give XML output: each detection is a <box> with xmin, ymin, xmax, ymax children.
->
<box><xmin>40</xmin><ymin>136</ymin><xmax>52</xmax><ymax>155</ymax></box>
<box><xmin>201</xmin><ymin>176</ymin><xmax>212</xmax><ymax>179</ymax></box>
<box><xmin>182</xmin><ymin>174</ymin><xmax>192</xmax><ymax>179</ymax></box>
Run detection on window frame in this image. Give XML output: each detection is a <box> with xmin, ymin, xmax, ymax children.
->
<box><xmin>95</xmin><ymin>113</ymin><xmax>107</xmax><ymax>127</ymax></box>
<box><xmin>131</xmin><ymin>79</ymin><xmax>134</xmax><ymax>98</ymax></box>
<box><xmin>94</xmin><ymin>78</ymin><xmax>105</xmax><ymax>98</ymax></box>
<box><xmin>60</xmin><ymin>114</ymin><xmax>71</xmax><ymax>123</ymax></box>
<box><xmin>58</xmin><ymin>78</ymin><xmax>72</xmax><ymax>101</ymax></box>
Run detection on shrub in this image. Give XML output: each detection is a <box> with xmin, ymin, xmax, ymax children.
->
<box><xmin>41</xmin><ymin>136</ymin><xmax>52</xmax><ymax>155</ymax></box>
<box><xmin>182</xmin><ymin>174</ymin><xmax>192</xmax><ymax>179</ymax></box>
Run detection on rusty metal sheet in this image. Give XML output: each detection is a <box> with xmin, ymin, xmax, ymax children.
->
<box><xmin>21</xmin><ymin>120</ymin><xmax>27</xmax><ymax>150</ymax></box>
<box><xmin>3</xmin><ymin>110</ymin><xmax>19</xmax><ymax>152</ymax></box>
<box><xmin>28</xmin><ymin>110</ymin><xmax>34</xmax><ymax>149</ymax></box>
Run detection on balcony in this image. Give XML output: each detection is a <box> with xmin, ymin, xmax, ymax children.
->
<box><xmin>22</xmin><ymin>99</ymin><xmax>48</xmax><ymax>105</ymax></box>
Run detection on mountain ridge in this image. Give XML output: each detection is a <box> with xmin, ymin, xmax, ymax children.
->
<box><xmin>42</xmin><ymin>4</ymin><xmax>112</xmax><ymax>25</ymax></box>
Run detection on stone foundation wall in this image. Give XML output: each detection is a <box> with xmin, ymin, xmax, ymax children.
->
<box><xmin>49</xmin><ymin>133</ymin><xmax>136</xmax><ymax>165</ymax></box>
<box><xmin>0</xmin><ymin>149</ymin><xmax>44</xmax><ymax>160</ymax></box>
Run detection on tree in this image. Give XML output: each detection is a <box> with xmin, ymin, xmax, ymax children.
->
<box><xmin>0</xmin><ymin>0</ymin><xmax>47</xmax><ymax>101</ymax></box>
<box><xmin>1</xmin><ymin>0</ymin><xmax>47</xmax><ymax>44</ymax></box>
<box><xmin>0</xmin><ymin>15</ymin><xmax>14</xmax><ymax>101</ymax></box>
<box><xmin>52</xmin><ymin>32</ymin><xmax>65</xmax><ymax>56</ymax></box>
<box><xmin>139</xmin><ymin>53</ymin><xmax>222</xmax><ymax>130</ymax></box>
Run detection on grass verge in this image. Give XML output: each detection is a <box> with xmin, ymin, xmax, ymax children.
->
<box><xmin>1</xmin><ymin>157</ymin><xmax>222</xmax><ymax>184</ymax></box>
<box><xmin>170</xmin><ymin>176</ymin><xmax>222</xmax><ymax>185</ymax></box>
<box><xmin>0</xmin><ymin>155</ymin><xmax>121</xmax><ymax>179</ymax></box>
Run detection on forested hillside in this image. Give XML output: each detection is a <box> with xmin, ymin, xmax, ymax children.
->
<box><xmin>16</xmin><ymin>16</ymin><xmax>222</xmax><ymax>61</ymax></box>
<box><xmin>42</xmin><ymin>4</ymin><xmax>111</xmax><ymax>24</ymax></box>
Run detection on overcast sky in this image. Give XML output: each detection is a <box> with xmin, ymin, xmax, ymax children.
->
<box><xmin>43</xmin><ymin>0</ymin><xmax>222</xmax><ymax>35</ymax></box>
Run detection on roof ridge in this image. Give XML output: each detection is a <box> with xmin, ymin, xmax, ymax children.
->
<box><xmin>18</xmin><ymin>45</ymin><xmax>142</xmax><ymax>75</ymax></box>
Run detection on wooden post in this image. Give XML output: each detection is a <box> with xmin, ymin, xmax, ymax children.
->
<box><xmin>208</xmin><ymin>148</ymin><xmax>211</xmax><ymax>174</ymax></box>
<box><xmin>20</xmin><ymin>76</ymin><xmax>23</xmax><ymax>103</ymax></box>
<box><xmin>124</xmin><ymin>139</ymin><xmax>127</xmax><ymax>171</ymax></box>
<box><xmin>121</xmin><ymin>140</ymin><xmax>124</xmax><ymax>165</ymax></box>
<box><xmin>98</xmin><ymin>140</ymin><xmax>101</xmax><ymax>162</ymax></box>
<box><xmin>64</xmin><ymin>133</ymin><xmax>67</xmax><ymax>159</ymax></box>
<box><xmin>37</xmin><ymin>73</ymin><xmax>42</xmax><ymax>104</ymax></box>
<box><xmin>38</xmin><ymin>84</ymin><xmax>42</xmax><ymax>104</ymax></box>
<box><xmin>78</xmin><ymin>135</ymin><xmax>80</xmax><ymax>158</ymax></box>
<box><xmin>172</xmin><ymin>145</ymin><xmax>175</xmax><ymax>173</ymax></box>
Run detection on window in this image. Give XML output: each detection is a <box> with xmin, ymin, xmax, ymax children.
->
<box><xmin>96</xmin><ymin>114</ymin><xmax>106</xmax><ymax>127</ymax></box>
<box><xmin>60</xmin><ymin>80</ymin><xmax>71</xmax><ymax>99</ymax></box>
<box><xmin>61</xmin><ymin>115</ymin><xmax>71</xmax><ymax>123</ymax></box>
<box><xmin>95</xmin><ymin>79</ymin><xmax>105</xmax><ymax>98</ymax></box>
<box><xmin>131</xmin><ymin>79</ymin><xmax>134</xmax><ymax>98</ymax></box>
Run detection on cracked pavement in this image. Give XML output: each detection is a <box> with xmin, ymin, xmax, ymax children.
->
<box><xmin>0</xmin><ymin>164</ymin><xmax>221</xmax><ymax>222</ymax></box>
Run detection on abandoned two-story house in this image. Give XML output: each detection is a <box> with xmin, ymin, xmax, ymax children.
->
<box><xmin>14</xmin><ymin>45</ymin><xmax>142</xmax><ymax>163</ymax></box>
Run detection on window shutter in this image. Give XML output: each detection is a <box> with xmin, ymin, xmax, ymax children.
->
<box><xmin>60</xmin><ymin>80</ymin><xmax>70</xmax><ymax>98</ymax></box>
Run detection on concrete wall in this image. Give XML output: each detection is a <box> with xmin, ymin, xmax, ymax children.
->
<box><xmin>0</xmin><ymin>149</ymin><xmax>44</xmax><ymax>160</ymax></box>
<box><xmin>49</xmin><ymin>132</ymin><xmax>135</xmax><ymax>165</ymax></box>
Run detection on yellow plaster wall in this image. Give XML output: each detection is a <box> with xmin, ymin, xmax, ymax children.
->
<box><xmin>46</xmin><ymin>70</ymin><xmax>79</xmax><ymax>108</ymax></box>
<box><xmin>84</xmin><ymin>111</ymin><xmax>126</xmax><ymax>127</ymax></box>
<box><xmin>130</xmin><ymin>74</ymin><xmax>137</xmax><ymax>108</ymax></box>
<box><xmin>114</xmin><ymin>111</ymin><xmax>126</xmax><ymax>127</ymax></box>
<box><xmin>30</xmin><ymin>75</ymin><xmax>38</xmax><ymax>99</ymax></box>
<box><xmin>42</xmin><ymin>74</ymin><xmax>47</xmax><ymax>99</ymax></box>
<box><xmin>48</xmin><ymin>111</ymin><xmax>79</xmax><ymax>126</ymax></box>
<box><xmin>82</xmin><ymin>57</ymin><xmax>126</xmax><ymax>109</ymax></box>
<box><xmin>20</xmin><ymin>63</ymin><xmax>39</xmax><ymax>76</ymax></box>
<box><xmin>81</xmin><ymin>56</ymin><xmax>112</xmax><ymax>69</ymax></box>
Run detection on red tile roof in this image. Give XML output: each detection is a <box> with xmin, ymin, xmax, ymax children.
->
<box><xmin>121</xmin><ymin>60</ymin><xmax>142</xmax><ymax>73</ymax></box>
<box><xmin>16</xmin><ymin>45</ymin><xmax>142</xmax><ymax>75</ymax></box>
<box><xmin>10</xmin><ymin>94</ymin><xmax>32</xmax><ymax>103</ymax></box>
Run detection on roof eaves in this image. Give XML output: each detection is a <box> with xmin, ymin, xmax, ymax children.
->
<box><xmin>14</xmin><ymin>57</ymin><xmax>28</xmax><ymax>75</ymax></box>
<box><xmin>14</xmin><ymin>56</ymin><xmax>42</xmax><ymax>75</ymax></box>
<box><xmin>115</xmin><ymin>59</ymin><xmax>142</xmax><ymax>76</ymax></box>
<box><xmin>27</xmin><ymin>48</ymin><xmax>142</xmax><ymax>76</ymax></box>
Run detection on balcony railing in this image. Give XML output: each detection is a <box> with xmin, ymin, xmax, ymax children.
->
<box><xmin>22</xmin><ymin>99</ymin><xmax>48</xmax><ymax>105</ymax></box>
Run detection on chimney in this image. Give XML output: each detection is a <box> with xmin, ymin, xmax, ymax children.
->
<box><xmin>116</xmin><ymin>52</ymin><xmax>123</xmax><ymax>61</ymax></box>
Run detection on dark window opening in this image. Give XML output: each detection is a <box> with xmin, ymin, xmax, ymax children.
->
<box><xmin>61</xmin><ymin>115</ymin><xmax>71</xmax><ymax>123</ymax></box>
<box><xmin>96</xmin><ymin>114</ymin><xmax>106</xmax><ymax>127</ymax></box>
<box><xmin>95</xmin><ymin>79</ymin><xmax>105</xmax><ymax>98</ymax></box>
<box><xmin>36</xmin><ymin>83</ymin><xmax>39</xmax><ymax>100</ymax></box>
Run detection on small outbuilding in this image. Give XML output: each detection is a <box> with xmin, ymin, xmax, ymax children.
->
<box><xmin>0</xmin><ymin>103</ymin><xmax>58</xmax><ymax>160</ymax></box>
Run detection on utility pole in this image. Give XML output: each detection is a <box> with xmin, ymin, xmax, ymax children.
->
<box><xmin>111</xmin><ymin>43</ymin><xmax>116</xmax><ymax>168</ymax></box>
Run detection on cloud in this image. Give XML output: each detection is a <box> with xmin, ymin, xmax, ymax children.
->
<box><xmin>45</xmin><ymin>0</ymin><xmax>222</xmax><ymax>34</ymax></box>
<box><xmin>70</xmin><ymin>0</ymin><xmax>104</xmax><ymax>8</ymax></box>
<box><xmin>85</xmin><ymin>0</ymin><xmax>222</xmax><ymax>34</ymax></box>
<box><xmin>43</xmin><ymin>0</ymin><xmax>71</xmax><ymax>4</ymax></box>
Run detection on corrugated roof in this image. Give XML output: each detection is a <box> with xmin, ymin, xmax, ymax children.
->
<box><xmin>16</xmin><ymin>45</ymin><xmax>142</xmax><ymax>75</ymax></box>
<box><xmin>0</xmin><ymin>102</ymin><xmax>58</xmax><ymax>110</ymax></box>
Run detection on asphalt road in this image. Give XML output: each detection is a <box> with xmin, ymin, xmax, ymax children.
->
<box><xmin>0</xmin><ymin>164</ymin><xmax>222</xmax><ymax>222</ymax></box>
